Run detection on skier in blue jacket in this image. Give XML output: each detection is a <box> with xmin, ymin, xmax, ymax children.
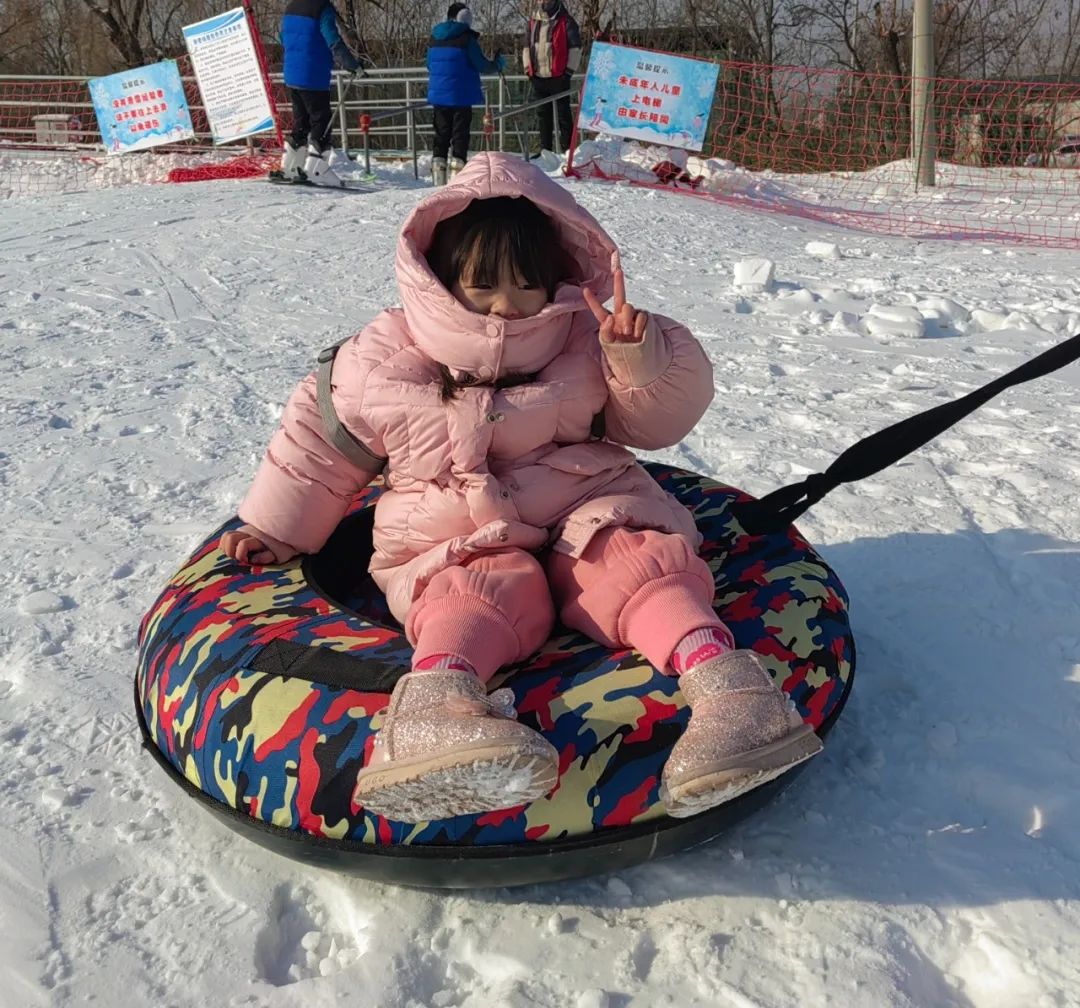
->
<box><xmin>426</xmin><ymin>4</ymin><xmax>506</xmax><ymax>185</ymax></box>
<box><xmin>280</xmin><ymin>0</ymin><xmax>362</xmax><ymax>185</ymax></box>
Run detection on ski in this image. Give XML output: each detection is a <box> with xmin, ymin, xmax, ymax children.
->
<box><xmin>267</xmin><ymin>170</ymin><xmax>374</xmax><ymax>192</ymax></box>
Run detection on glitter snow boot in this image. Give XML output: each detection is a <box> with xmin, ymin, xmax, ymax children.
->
<box><xmin>660</xmin><ymin>650</ymin><xmax>823</xmax><ymax>818</ymax></box>
<box><xmin>354</xmin><ymin>668</ymin><xmax>559</xmax><ymax>822</ymax></box>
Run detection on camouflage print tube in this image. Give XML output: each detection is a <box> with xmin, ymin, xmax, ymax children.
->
<box><xmin>135</xmin><ymin>463</ymin><xmax>854</xmax><ymax>883</ymax></box>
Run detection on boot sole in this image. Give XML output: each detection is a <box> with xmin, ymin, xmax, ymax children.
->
<box><xmin>660</xmin><ymin>724</ymin><xmax>823</xmax><ymax>819</ymax></box>
<box><xmin>355</xmin><ymin>741</ymin><xmax>559</xmax><ymax>823</ymax></box>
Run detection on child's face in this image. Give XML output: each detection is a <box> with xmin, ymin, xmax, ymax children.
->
<box><xmin>451</xmin><ymin>261</ymin><xmax>549</xmax><ymax>320</ymax></box>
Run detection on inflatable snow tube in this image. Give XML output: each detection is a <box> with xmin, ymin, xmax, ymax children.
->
<box><xmin>135</xmin><ymin>462</ymin><xmax>854</xmax><ymax>887</ymax></box>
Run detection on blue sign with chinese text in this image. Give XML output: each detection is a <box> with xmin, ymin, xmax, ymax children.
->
<box><xmin>577</xmin><ymin>43</ymin><xmax>719</xmax><ymax>151</ymax></box>
<box><xmin>88</xmin><ymin>60</ymin><xmax>194</xmax><ymax>155</ymax></box>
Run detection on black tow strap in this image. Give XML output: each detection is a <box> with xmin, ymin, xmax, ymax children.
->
<box><xmin>732</xmin><ymin>331</ymin><xmax>1080</xmax><ymax>536</ymax></box>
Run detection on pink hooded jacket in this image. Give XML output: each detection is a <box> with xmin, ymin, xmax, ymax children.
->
<box><xmin>239</xmin><ymin>153</ymin><xmax>715</xmax><ymax>624</ymax></box>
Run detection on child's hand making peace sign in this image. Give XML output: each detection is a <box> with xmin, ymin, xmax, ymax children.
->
<box><xmin>582</xmin><ymin>258</ymin><xmax>648</xmax><ymax>344</ymax></box>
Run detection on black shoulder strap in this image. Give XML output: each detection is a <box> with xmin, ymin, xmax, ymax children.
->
<box><xmin>733</xmin><ymin>331</ymin><xmax>1080</xmax><ymax>536</ymax></box>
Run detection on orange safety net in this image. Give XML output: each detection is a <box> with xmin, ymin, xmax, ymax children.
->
<box><xmin>569</xmin><ymin>62</ymin><xmax>1080</xmax><ymax>248</ymax></box>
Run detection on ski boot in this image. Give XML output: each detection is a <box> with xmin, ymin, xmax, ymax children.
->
<box><xmin>279</xmin><ymin>141</ymin><xmax>305</xmax><ymax>180</ymax></box>
<box><xmin>303</xmin><ymin>142</ymin><xmax>343</xmax><ymax>187</ymax></box>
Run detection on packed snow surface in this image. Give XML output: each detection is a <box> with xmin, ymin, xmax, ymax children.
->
<box><xmin>1</xmin><ymin>164</ymin><xmax>1079</xmax><ymax>1008</ymax></box>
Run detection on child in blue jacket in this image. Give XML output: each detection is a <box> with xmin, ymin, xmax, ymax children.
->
<box><xmin>426</xmin><ymin>4</ymin><xmax>506</xmax><ymax>185</ymax></box>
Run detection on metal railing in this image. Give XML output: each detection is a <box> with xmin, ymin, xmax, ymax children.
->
<box><xmin>355</xmin><ymin>98</ymin><xmax>431</xmax><ymax>178</ymax></box>
<box><xmin>490</xmin><ymin>83</ymin><xmax>576</xmax><ymax>155</ymax></box>
<box><xmin>344</xmin><ymin>69</ymin><xmax>578</xmax><ymax>178</ymax></box>
<box><xmin>323</xmin><ymin>66</ymin><xmax>579</xmax><ymax>174</ymax></box>
<box><xmin>0</xmin><ymin>74</ymin><xmax>100</xmax><ymax>148</ymax></box>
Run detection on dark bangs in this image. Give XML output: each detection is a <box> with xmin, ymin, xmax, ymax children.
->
<box><xmin>427</xmin><ymin>196</ymin><xmax>566</xmax><ymax>298</ymax></box>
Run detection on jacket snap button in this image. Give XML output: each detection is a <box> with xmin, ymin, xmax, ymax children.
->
<box><xmin>495</xmin><ymin>412</ymin><xmax>505</xmax><ymax>422</ymax></box>
<box><xmin>500</xmin><ymin>490</ymin><xmax>510</xmax><ymax>499</ymax></box>
<box><xmin>486</xmin><ymin>413</ymin><xmax>497</xmax><ymax>423</ymax></box>
<box><xmin>498</xmin><ymin>532</ymin><xmax>509</xmax><ymax>542</ymax></box>
<box><xmin>590</xmin><ymin>517</ymin><xmax>602</xmax><ymax>524</ymax></box>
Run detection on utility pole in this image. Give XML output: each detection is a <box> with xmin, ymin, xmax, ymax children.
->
<box><xmin>911</xmin><ymin>0</ymin><xmax>936</xmax><ymax>186</ymax></box>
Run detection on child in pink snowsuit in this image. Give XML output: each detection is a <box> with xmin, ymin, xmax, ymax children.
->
<box><xmin>224</xmin><ymin>153</ymin><xmax>820</xmax><ymax>823</ymax></box>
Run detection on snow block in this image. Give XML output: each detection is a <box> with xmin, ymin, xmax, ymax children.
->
<box><xmin>864</xmin><ymin>303</ymin><xmax>926</xmax><ymax>340</ymax></box>
<box><xmin>20</xmin><ymin>590</ymin><xmax>66</xmax><ymax>615</ymax></box>
<box><xmin>970</xmin><ymin>308</ymin><xmax>1009</xmax><ymax>332</ymax></box>
<box><xmin>733</xmin><ymin>257</ymin><xmax>775</xmax><ymax>292</ymax></box>
<box><xmin>915</xmin><ymin>296</ymin><xmax>971</xmax><ymax>326</ymax></box>
<box><xmin>830</xmin><ymin>311</ymin><xmax>861</xmax><ymax>334</ymax></box>
<box><xmin>805</xmin><ymin>241</ymin><xmax>841</xmax><ymax>259</ymax></box>
<box><xmin>916</xmin><ymin>296</ymin><xmax>971</xmax><ymax>338</ymax></box>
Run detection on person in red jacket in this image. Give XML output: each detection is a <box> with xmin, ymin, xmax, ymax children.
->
<box><xmin>521</xmin><ymin>0</ymin><xmax>581</xmax><ymax>155</ymax></box>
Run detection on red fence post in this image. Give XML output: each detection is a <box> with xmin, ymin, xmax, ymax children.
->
<box><xmin>242</xmin><ymin>0</ymin><xmax>284</xmax><ymax>148</ymax></box>
<box><xmin>359</xmin><ymin>112</ymin><xmax>372</xmax><ymax>174</ymax></box>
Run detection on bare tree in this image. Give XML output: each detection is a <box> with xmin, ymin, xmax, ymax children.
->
<box><xmin>932</xmin><ymin>0</ymin><xmax>1055</xmax><ymax>79</ymax></box>
<box><xmin>145</xmin><ymin>0</ymin><xmax>216</xmax><ymax>60</ymax></box>
<box><xmin>724</xmin><ymin>0</ymin><xmax>805</xmax><ymax>66</ymax></box>
<box><xmin>725</xmin><ymin>0</ymin><xmax>809</xmax><ymax>121</ymax></box>
<box><xmin>787</xmin><ymin>0</ymin><xmax>870</xmax><ymax>70</ymax></box>
<box><xmin>791</xmin><ymin>0</ymin><xmax>1070</xmax><ymax>80</ymax></box>
<box><xmin>3</xmin><ymin>0</ymin><xmax>1077</xmax><ymax>89</ymax></box>
<box><xmin>1042</xmin><ymin>0</ymin><xmax>1080</xmax><ymax>79</ymax></box>
<box><xmin>0</xmin><ymin>0</ymin><xmax>38</xmax><ymax>71</ymax></box>
<box><xmin>79</xmin><ymin>0</ymin><xmax>149</xmax><ymax>66</ymax></box>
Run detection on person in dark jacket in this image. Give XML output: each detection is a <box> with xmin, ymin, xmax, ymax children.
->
<box><xmin>426</xmin><ymin>4</ymin><xmax>505</xmax><ymax>185</ymax></box>
<box><xmin>521</xmin><ymin>0</ymin><xmax>581</xmax><ymax>155</ymax></box>
<box><xmin>280</xmin><ymin>0</ymin><xmax>362</xmax><ymax>185</ymax></box>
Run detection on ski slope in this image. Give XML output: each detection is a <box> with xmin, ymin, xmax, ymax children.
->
<box><xmin>0</xmin><ymin>164</ymin><xmax>1078</xmax><ymax>1008</ymax></box>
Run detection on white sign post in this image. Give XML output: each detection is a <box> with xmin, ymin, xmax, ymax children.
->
<box><xmin>182</xmin><ymin>8</ymin><xmax>275</xmax><ymax>144</ymax></box>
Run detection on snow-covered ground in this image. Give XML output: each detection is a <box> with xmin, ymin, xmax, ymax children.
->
<box><xmin>1</xmin><ymin>164</ymin><xmax>1079</xmax><ymax>1008</ymax></box>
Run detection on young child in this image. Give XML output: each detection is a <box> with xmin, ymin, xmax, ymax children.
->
<box><xmin>426</xmin><ymin>4</ymin><xmax>506</xmax><ymax>185</ymax></box>
<box><xmin>223</xmin><ymin>152</ymin><xmax>821</xmax><ymax>824</ymax></box>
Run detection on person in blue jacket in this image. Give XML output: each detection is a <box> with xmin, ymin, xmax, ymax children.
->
<box><xmin>280</xmin><ymin>0</ymin><xmax>362</xmax><ymax>185</ymax></box>
<box><xmin>426</xmin><ymin>4</ymin><xmax>506</xmax><ymax>185</ymax></box>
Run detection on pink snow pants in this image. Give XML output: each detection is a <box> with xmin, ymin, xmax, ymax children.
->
<box><xmin>405</xmin><ymin>528</ymin><xmax>722</xmax><ymax>682</ymax></box>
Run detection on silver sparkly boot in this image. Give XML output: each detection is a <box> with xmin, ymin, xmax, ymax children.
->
<box><xmin>660</xmin><ymin>650</ymin><xmax>823</xmax><ymax>818</ymax></box>
<box><xmin>354</xmin><ymin>668</ymin><xmax>559</xmax><ymax>822</ymax></box>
